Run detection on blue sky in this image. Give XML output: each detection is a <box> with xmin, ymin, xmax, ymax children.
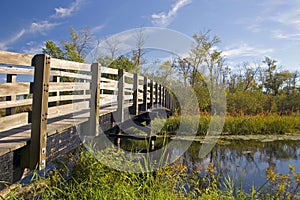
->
<box><xmin>0</xmin><ymin>0</ymin><xmax>300</xmax><ymax>71</ymax></box>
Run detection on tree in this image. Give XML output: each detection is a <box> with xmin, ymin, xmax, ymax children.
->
<box><xmin>109</xmin><ymin>56</ymin><xmax>138</xmax><ymax>73</ymax></box>
<box><xmin>262</xmin><ymin>57</ymin><xmax>292</xmax><ymax>96</ymax></box>
<box><xmin>43</xmin><ymin>26</ymin><xmax>93</xmax><ymax>63</ymax></box>
<box><xmin>132</xmin><ymin>28</ymin><xmax>146</xmax><ymax>67</ymax></box>
<box><xmin>43</xmin><ymin>41</ymin><xmax>65</xmax><ymax>59</ymax></box>
<box><xmin>187</xmin><ymin>30</ymin><xmax>223</xmax><ymax>87</ymax></box>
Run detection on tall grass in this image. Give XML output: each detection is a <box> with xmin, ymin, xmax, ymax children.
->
<box><xmin>154</xmin><ymin>115</ymin><xmax>300</xmax><ymax>136</ymax></box>
<box><xmin>4</xmin><ymin>148</ymin><xmax>300</xmax><ymax>199</ymax></box>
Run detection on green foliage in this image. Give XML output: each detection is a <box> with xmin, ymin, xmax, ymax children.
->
<box><xmin>5</xmin><ymin>147</ymin><xmax>300</xmax><ymax>200</ymax></box>
<box><xmin>43</xmin><ymin>26</ymin><xmax>91</xmax><ymax>63</ymax></box>
<box><xmin>156</xmin><ymin>115</ymin><xmax>300</xmax><ymax>136</ymax></box>
<box><xmin>109</xmin><ymin>55</ymin><xmax>139</xmax><ymax>73</ymax></box>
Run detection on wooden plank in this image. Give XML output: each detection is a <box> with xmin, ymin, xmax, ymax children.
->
<box><xmin>124</xmin><ymin>95</ymin><xmax>133</xmax><ymax>101</ymax></box>
<box><xmin>100</xmin><ymin>77</ymin><xmax>118</xmax><ymax>83</ymax></box>
<box><xmin>101</xmin><ymin>82</ymin><xmax>118</xmax><ymax>90</ymax></box>
<box><xmin>49</xmin><ymin>82</ymin><xmax>90</xmax><ymax>92</ymax></box>
<box><xmin>124</xmin><ymin>71</ymin><xmax>134</xmax><ymax>79</ymax></box>
<box><xmin>48</xmin><ymin>94</ymin><xmax>90</xmax><ymax>103</ymax></box>
<box><xmin>89</xmin><ymin>63</ymin><xmax>101</xmax><ymax>136</ymax></box>
<box><xmin>48</xmin><ymin>101</ymin><xmax>89</xmax><ymax>119</ymax></box>
<box><xmin>30</xmin><ymin>54</ymin><xmax>51</xmax><ymax>170</ymax></box>
<box><xmin>0</xmin><ymin>113</ymin><xmax>28</xmax><ymax>132</ymax></box>
<box><xmin>124</xmin><ymin>83</ymin><xmax>133</xmax><ymax>90</ymax></box>
<box><xmin>101</xmin><ymin>66</ymin><xmax>118</xmax><ymax>75</ymax></box>
<box><xmin>0</xmin><ymin>82</ymin><xmax>31</xmax><ymax>97</ymax></box>
<box><xmin>0</xmin><ymin>50</ymin><xmax>33</xmax><ymax>66</ymax></box>
<box><xmin>124</xmin><ymin>88</ymin><xmax>133</xmax><ymax>94</ymax></box>
<box><xmin>46</xmin><ymin>116</ymin><xmax>89</xmax><ymax>137</ymax></box>
<box><xmin>0</xmin><ymin>66</ymin><xmax>34</xmax><ymax>75</ymax></box>
<box><xmin>50</xmin><ymin>70</ymin><xmax>92</xmax><ymax>80</ymax></box>
<box><xmin>0</xmin><ymin>99</ymin><xmax>32</xmax><ymax>109</ymax></box>
<box><xmin>51</xmin><ymin>58</ymin><xmax>91</xmax><ymax>72</ymax></box>
<box><xmin>138</xmin><ymin>76</ymin><xmax>144</xmax><ymax>81</ymax></box>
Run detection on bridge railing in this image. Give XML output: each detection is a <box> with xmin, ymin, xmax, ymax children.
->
<box><xmin>0</xmin><ymin>50</ymin><xmax>174</xmax><ymax>170</ymax></box>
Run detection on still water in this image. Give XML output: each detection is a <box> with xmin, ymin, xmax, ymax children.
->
<box><xmin>119</xmin><ymin>137</ymin><xmax>300</xmax><ymax>192</ymax></box>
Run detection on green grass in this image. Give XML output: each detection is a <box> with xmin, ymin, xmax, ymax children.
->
<box><xmin>4</xmin><ymin>147</ymin><xmax>300</xmax><ymax>200</ymax></box>
<box><xmin>153</xmin><ymin>114</ymin><xmax>300</xmax><ymax>136</ymax></box>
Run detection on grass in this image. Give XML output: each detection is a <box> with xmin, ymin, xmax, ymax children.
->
<box><xmin>3</xmin><ymin>146</ymin><xmax>300</xmax><ymax>200</ymax></box>
<box><xmin>153</xmin><ymin>114</ymin><xmax>300</xmax><ymax>136</ymax></box>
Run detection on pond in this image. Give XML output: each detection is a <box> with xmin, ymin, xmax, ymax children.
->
<box><xmin>116</xmin><ymin>136</ymin><xmax>300</xmax><ymax>193</ymax></box>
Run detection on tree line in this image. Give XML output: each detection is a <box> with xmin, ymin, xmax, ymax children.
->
<box><xmin>43</xmin><ymin>27</ymin><xmax>300</xmax><ymax>116</ymax></box>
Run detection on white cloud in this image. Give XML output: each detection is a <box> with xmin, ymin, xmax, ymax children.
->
<box><xmin>29</xmin><ymin>21</ymin><xmax>60</xmax><ymax>34</ymax></box>
<box><xmin>53</xmin><ymin>0</ymin><xmax>83</xmax><ymax>18</ymax></box>
<box><xmin>223</xmin><ymin>43</ymin><xmax>274</xmax><ymax>58</ymax></box>
<box><xmin>0</xmin><ymin>20</ymin><xmax>59</xmax><ymax>50</ymax></box>
<box><xmin>272</xmin><ymin>31</ymin><xmax>300</xmax><ymax>41</ymax></box>
<box><xmin>151</xmin><ymin>0</ymin><xmax>192</xmax><ymax>27</ymax></box>
<box><xmin>91</xmin><ymin>24</ymin><xmax>105</xmax><ymax>33</ymax></box>
<box><xmin>22</xmin><ymin>41</ymin><xmax>44</xmax><ymax>54</ymax></box>
<box><xmin>0</xmin><ymin>29</ymin><xmax>26</xmax><ymax>50</ymax></box>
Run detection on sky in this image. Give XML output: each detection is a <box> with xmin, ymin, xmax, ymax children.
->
<box><xmin>0</xmin><ymin>0</ymin><xmax>300</xmax><ymax>71</ymax></box>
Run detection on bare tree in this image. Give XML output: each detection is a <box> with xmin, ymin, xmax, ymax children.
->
<box><xmin>132</xmin><ymin>28</ymin><xmax>146</xmax><ymax>68</ymax></box>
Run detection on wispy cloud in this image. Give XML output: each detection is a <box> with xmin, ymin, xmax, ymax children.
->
<box><xmin>0</xmin><ymin>0</ymin><xmax>83</xmax><ymax>50</ymax></box>
<box><xmin>0</xmin><ymin>29</ymin><xmax>26</xmax><ymax>50</ymax></box>
<box><xmin>21</xmin><ymin>41</ymin><xmax>44</xmax><ymax>54</ymax></box>
<box><xmin>223</xmin><ymin>43</ymin><xmax>274</xmax><ymax>58</ymax></box>
<box><xmin>91</xmin><ymin>24</ymin><xmax>105</xmax><ymax>33</ymax></box>
<box><xmin>29</xmin><ymin>21</ymin><xmax>60</xmax><ymax>34</ymax></box>
<box><xmin>0</xmin><ymin>20</ymin><xmax>59</xmax><ymax>51</ymax></box>
<box><xmin>272</xmin><ymin>31</ymin><xmax>300</xmax><ymax>41</ymax></box>
<box><xmin>53</xmin><ymin>0</ymin><xmax>83</xmax><ymax>18</ymax></box>
<box><xmin>238</xmin><ymin>1</ymin><xmax>300</xmax><ymax>41</ymax></box>
<box><xmin>151</xmin><ymin>0</ymin><xmax>192</xmax><ymax>27</ymax></box>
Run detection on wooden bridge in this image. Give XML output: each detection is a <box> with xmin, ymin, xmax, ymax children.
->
<box><xmin>0</xmin><ymin>50</ymin><xmax>175</xmax><ymax>188</ymax></box>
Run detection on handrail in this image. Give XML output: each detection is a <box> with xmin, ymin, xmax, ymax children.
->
<box><xmin>0</xmin><ymin>50</ymin><xmax>174</xmax><ymax>170</ymax></box>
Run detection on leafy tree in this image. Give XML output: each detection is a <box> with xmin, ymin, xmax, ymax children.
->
<box><xmin>43</xmin><ymin>41</ymin><xmax>65</xmax><ymax>59</ymax></box>
<box><xmin>43</xmin><ymin>26</ymin><xmax>92</xmax><ymax>63</ymax></box>
<box><xmin>109</xmin><ymin>56</ymin><xmax>138</xmax><ymax>73</ymax></box>
<box><xmin>261</xmin><ymin>57</ymin><xmax>292</xmax><ymax>96</ymax></box>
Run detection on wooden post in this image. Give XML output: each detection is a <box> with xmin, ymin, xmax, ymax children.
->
<box><xmin>159</xmin><ymin>84</ymin><xmax>162</xmax><ymax>106</ymax></box>
<box><xmin>30</xmin><ymin>54</ymin><xmax>50</xmax><ymax>170</ymax></box>
<box><xmin>162</xmin><ymin>87</ymin><xmax>165</xmax><ymax>107</ymax></box>
<box><xmin>155</xmin><ymin>82</ymin><xmax>158</xmax><ymax>106</ymax></box>
<box><xmin>6</xmin><ymin>72</ymin><xmax>16</xmax><ymax>115</ymax></box>
<box><xmin>132</xmin><ymin>73</ymin><xmax>139</xmax><ymax>115</ymax></box>
<box><xmin>166</xmin><ymin>90</ymin><xmax>169</xmax><ymax>109</ymax></box>
<box><xmin>89</xmin><ymin>63</ymin><xmax>101</xmax><ymax>136</ymax></box>
<box><xmin>117</xmin><ymin>69</ymin><xmax>125</xmax><ymax>124</ymax></box>
<box><xmin>149</xmin><ymin>80</ymin><xmax>153</xmax><ymax>109</ymax></box>
<box><xmin>143</xmin><ymin>77</ymin><xmax>148</xmax><ymax>111</ymax></box>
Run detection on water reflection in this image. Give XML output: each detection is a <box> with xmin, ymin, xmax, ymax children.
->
<box><xmin>175</xmin><ymin>139</ymin><xmax>300</xmax><ymax>192</ymax></box>
<box><xmin>117</xmin><ymin>137</ymin><xmax>300</xmax><ymax>192</ymax></box>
